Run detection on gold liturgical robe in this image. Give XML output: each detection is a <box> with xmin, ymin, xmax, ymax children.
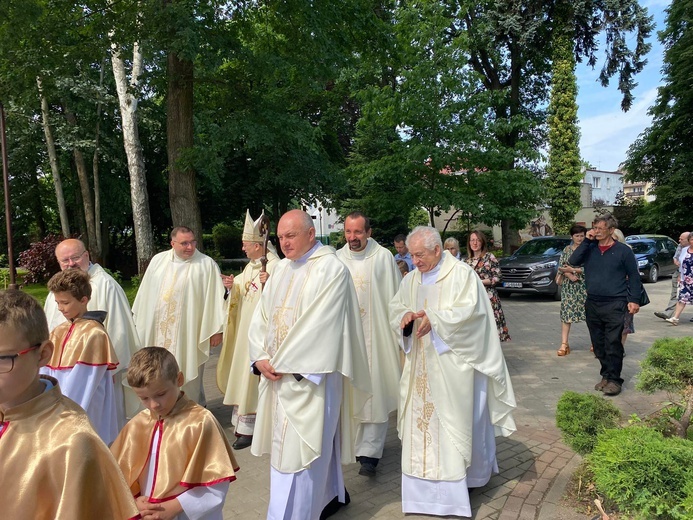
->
<box><xmin>111</xmin><ymin>393</ymin><xmax>238</xmax><ymax>501</ymax></box>
<box><xmin>248</xmin><ymin>245</ymin><xmax>372</xmax><ymax>473</ymax></box>
<box><xmin>47</xmin><ymin>313</ymin><xmax>119</xmax><ymax>370</ymax></box>
<box><xmin>390</xmin><ymin>252</ymin><xmax>516</xmax><ymax>481</ymax></box>
<box><xmin>0</xmin><ymin>376</ymin><xmax>139</xmax><ymax>519</ymax></box>
<box><xmin>217</xmin><ymin>251</ymin><xmax>279</xmax><ymax>412</ymax></box>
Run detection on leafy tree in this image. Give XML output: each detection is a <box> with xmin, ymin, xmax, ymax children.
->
<box><xmin>546</xmin><ymin>17</ymin><xmax>582</xmax><ymax>235</ymax></box>
<box><xmin>624</xmin><ymin>0</ymin><xmax>693</xmax><ymax>231</ymax></box>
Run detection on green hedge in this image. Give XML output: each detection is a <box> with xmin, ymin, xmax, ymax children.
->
<box><xmin>590</xmin><ymin>427</ymin><xmax>693</xmax><ymax>519</ymax></box>
<box><xmin>556</xmin><ymin>391</ymin><xmax>621</xmax><ymax>455</ymax></box>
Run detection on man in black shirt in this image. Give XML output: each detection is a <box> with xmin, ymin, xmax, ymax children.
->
<box><xmin>569</xmin><ymin>214</ymin><xmax>642</xmax><ymax>396</ymax></box>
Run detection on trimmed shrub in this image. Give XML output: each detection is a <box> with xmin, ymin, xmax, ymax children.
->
<box><xmin>556</xmin><ymin>391</ymin><xmax>621</xmax><ymax>455</ymax></box>
<box><xmin>212</xmin><ymin>223</ymin><xmax>243</xmax><ymax>259</ymax></box>
<box><xmin>637</xmin><ymin>337</ymin><xmax>693</xmax><ymax>439</ymax></box>
<box><xmin>589</xmin><ymin>427</ymin><xmax>693</xmax><ymax>519</ymax></box>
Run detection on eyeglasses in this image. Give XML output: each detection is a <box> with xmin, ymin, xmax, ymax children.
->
<box><xmin>58</xmin><ymin>251</ymin><xmax>86</xmax><ymax>265</ymax></box>
<box><xmin>173</xmin><ymin>240</ymin><xmax>197</xmax><ymax>247</ymax></box>
<box><xmin>0</xmin><ymin>344</ymin><xmax>42</xmax><ymax>374</ymax></box>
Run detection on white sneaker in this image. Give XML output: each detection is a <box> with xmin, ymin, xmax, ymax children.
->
<box><xmin>666</xmin><ymin>317</ymin><xmax>679</xmax><ymax>325</ymax></box>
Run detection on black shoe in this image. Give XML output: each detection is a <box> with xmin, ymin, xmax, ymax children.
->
<box><xmin>357</xmin><ymin>456</ymin><xmax>378</xmax><ymax>476</ymax></box>
<box><xmin>603</xmin><ymin>381</ymin><xmax>622</xmax><ymax>396</ymax></box>
<box><xmin>232</xmin><ymin>435</ymin><xmax>252</xmax><ymax>450</ymax></box>
<box><xmin>654</xmin><ymin>311</ymin><xmax>669</xmax><ymax>320</ymax></box>
<box><xmin>320</xmin><ymin>489</ymin><xmax>350</xmax><ymax>519</ymax></box>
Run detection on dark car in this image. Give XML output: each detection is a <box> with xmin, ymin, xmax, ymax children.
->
<box><xmin>624</xmin><ymin>235</ymin><xmax>678</xmax><ymax>283</ymax></box>
<box><xmin>497</xmin><ymin>236</ymin><xmax>572</xmax><ymax>300</ymax></box>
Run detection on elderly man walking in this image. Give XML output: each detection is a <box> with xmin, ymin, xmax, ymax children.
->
<box><xmin>390</xmin><ymin>226</ymin><xmax>516</xmax><ymax>517</ymax></box>
<box><xmin>336</xmin><ymin>211</ymin><xmax>401</xmax><ymax>477</ymax></box>
<box><xmin>217</xmin><ymin>210</ymin><xmax>279</xmax><ymax>450</ymax></box>
<box><xmin>132</xmin><ymin>226</ymin><xmax>226</xmax><ymax>405</ymax></box>
<box><xmin>248</xmin><ymin>209</ymin><xmax>371</xmax><ymax>520</ymax></box>
<box><xmin>45</xmin><ymin>238</ymin><xmax>140</xmax><ymax>426</ymax></box>
<box><xmin>569</xmin><ymin>214</ymin><xmax>642</xmax><ymax>396</ymax></box>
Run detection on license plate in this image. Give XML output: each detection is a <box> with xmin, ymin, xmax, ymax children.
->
<box><xmin>503</xmin><ymin>282</ymin><xmax>523</xmax><ymax>288</ymax></box>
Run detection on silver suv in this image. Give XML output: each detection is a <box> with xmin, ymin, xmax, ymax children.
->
<box><xmin>497</xmin><ymin>236</ymin><xmax>571</xmax><ymax>300</ymax></box>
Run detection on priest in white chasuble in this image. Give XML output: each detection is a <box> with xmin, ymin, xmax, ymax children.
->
<box><xmin>216</xmin><ymin>209</ymin><xmax>279</xmax><ymax>450</ymax></box>
<box><xmin>336</xmin><ymin>211</ymin><xmax>402</xmax><ymax>477</ymax></box>
<box><xmin>132</xmin><ymin>226</ymin><xmax>225</xmax><ymax>405</ymax></box>
<box><xmin>248</xmin><ymin>209</ymin><xmax>372</xmax><ymax>520</ymax></box>
<box><xmin>389</xmin><ymin>226</ymin><xmax>516</xmax><ymax>517</ymax></box>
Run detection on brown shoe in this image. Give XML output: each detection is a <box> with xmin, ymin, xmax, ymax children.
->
<box><xmin>603</xmin><ymin>382</ymin><xmax>622</xmax><ymax>396</ymax></box>
<box><xmin>594</xmin><ymin>378</ymin><xmax>608</xmax><ymax>391</ymax></box>
<box><xmin>557</xmin><ymin>343</ymin><xmax>570</xmax><ymax>356</ymax></box>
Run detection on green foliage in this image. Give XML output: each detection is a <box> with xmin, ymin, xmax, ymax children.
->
<box><xmin>638</xmin><ymin>337</ymin><xmax>693</xmax><ymax>394</ymax></box>
<box><xmin>100</xmin><ymin>267</ymin><xmax>123</xmax><ymax>286</ymax></box>
<box><xmin>589</xmin><ymin>427</ymin><xmax>693</xmax><ymax>519</ymax></box>
<box><xmin>625</xmin><ymin>0</ymin><xmax>693</xmax><ymax>232</ymax></box>
<box><xmin>546</xmin><ymin>32</ymin><xmax>582</xmax><ymax>235</ymax></box>
<box><xmin>212</xmin><ymin>223</ymin><xmax>243</xmax><ymax>259</ymax></box>
<box><xmin>556</xmin><ymin>391</ymin><xmax>621</xmax><ymax>455</ymax></box>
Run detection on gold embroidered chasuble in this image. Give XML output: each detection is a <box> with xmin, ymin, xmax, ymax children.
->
<box><xmin>132</xmin><ymin>249</ymin><xmax>226</xmax><ymax>390</ymax></box>
<box><xmin>248</xmin><ymin>245</ymin><xmax>372</xmax><ymax>473</ymax></box>
<box><xmin>216</xmin><ymin>251</ymin><xmax>279</xmax><ymax>412</ymax></box>
<box><xmin>389</xmin><ymin>253</ymin><xmax>516</xmax><ymax>481</ymax></box>
<box><xmin>47</xmin><ymin>314</ymin><xmax>119</xmax><ymax>369</ymax></box>
<box><xmin>0</xmin><ymin>376</ymin><xmax>139</xmax><ymax>519</ymax></box>
<box><xmin>110</xmin><ymin>393</ymin><xmax>239</xmax><ymax>501</ymax></box>
<box><xmin>336</xmin><ymin>238</ymin><xmax>402</xmax><ymax>423</ymax></box>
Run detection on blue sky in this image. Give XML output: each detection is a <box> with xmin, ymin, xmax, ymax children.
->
<box><xmin>577</xmin><ymin>0</ymin><xmax>669</xmax><ymax>171</ymax></box>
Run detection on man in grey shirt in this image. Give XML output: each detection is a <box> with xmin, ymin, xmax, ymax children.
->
<box><xmin>654</xmin><ymin>231</ymin><xmax>690</xmax><ymax>321</ymax></box>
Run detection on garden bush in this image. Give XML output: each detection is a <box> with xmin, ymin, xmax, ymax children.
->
<box><xmin>589</xmin><ymin>426</ymin><xmax>693</xmax><ymax>519</ymax></box>
<box><xmin>637</xmin><ymin>337</ymin><xmax>693</xmax><ymax>439</ymax></box>
<box><xmin>556</xmin><ymin>391</ymin><xmax>621</xmax><ymax>455</ymax></box>
<box><xmin>212</xmin><ymin>223</ymin><xmax>243</xmax><ymax>259</ymax></box>
<box><xmin>18</xmin><ymin>234</ymin><xmax>63</xmax><ymax>284</ymax></box>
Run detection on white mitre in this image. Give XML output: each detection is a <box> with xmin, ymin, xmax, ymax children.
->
<box><xmin>242</xmin><ymin>209</ymin><xmax>277</xmax><ymax>254</ymax></box>
<box><xmin>242</xmin><ymin>209</ymin><xmax>266</xmax><ymax>242</ymax></box>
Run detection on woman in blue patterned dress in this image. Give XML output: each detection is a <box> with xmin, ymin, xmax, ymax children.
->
<box><xmin>666</xmin><ymin>233</ymin><xmax>693</xmax><ymax>325</ymax></box>
<box><xmin>464</xmin><ymin>230</ymin><xmax>511</xmax><ymax>342</ymax></box>
<box><xmin>556</xmin><ymin>224</ymin><xmax>588</xmax><ymax>356</ymax></box>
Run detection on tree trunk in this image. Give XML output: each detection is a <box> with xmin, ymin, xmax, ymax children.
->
<box><xmin>167</xmin><ymin>51</ymin><xmax>202</xmax><ymax>246</ymax></box>
<box><xmin>92</xmin><ymin>60</ymin><xmax>106</xmax><ymax>263</ymax></box>
<box><xmin>37</xmin><ymin>77</ymin><xmax>70</xmax><ymax>237</ymax></box>
<box><xmin>112</xmin><ymin>40</ymin><xmax>156</xmax><ymax>273</ymax></box>
<box><xmin>63</xmin><ymin>105</ymin><xmax>98</xmax><ymax>255</ymax></box>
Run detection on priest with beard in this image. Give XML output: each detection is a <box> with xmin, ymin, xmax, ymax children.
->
<box><xmin>248</xmin><ymin>209</ymin><xmax>371</xmax><ymax>520</ymax></box>
<box><xmin>336</xmin><ymin>211</ymin><xmax>401</xmax><ymax>477</ymax></box>
<box><xmin>389</xmin><ymin>226</ymin><xmax>516</xmax><ymax>517</ymax></box>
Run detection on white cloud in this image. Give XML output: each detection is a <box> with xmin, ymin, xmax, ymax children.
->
<box><xmin>578</xmin><ymin>87</ymin><xmax>658</xmax><ymax>170</ymax></box>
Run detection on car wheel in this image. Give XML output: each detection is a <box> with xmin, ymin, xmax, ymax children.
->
<box><xmin>648</xmin><ymin>264</ymin><xmax>659</xmax><ymax>283</ymax></box>
<box><xmin>553</xmin><ymin>285</ymin><xmax>562</xmax><ymax>301</ymax></box>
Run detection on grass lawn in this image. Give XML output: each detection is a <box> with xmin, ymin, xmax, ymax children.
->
<box><xmin>4</xmin><ymin>269</ymin><xmax>139</xmax><ymax>307</ymax></box>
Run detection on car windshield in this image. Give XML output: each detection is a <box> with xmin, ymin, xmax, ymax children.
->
<box><xmin>514</xmin><ymin>239</ymin><xmax>567</xmax><ymax>256</ymax></box>
<box><xmin>630</xmin><ymin>242</ymin><xmax>654</xmax><ymax>254</ymax></box>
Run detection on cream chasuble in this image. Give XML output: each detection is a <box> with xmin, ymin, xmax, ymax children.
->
<box><xmin>44</xmin><ymin>262</ymin><xmax>141</xmax><ymax>422</ymax></box>
<box><xmin>133</xmin><ymin>249</ymin><xmax>226</xmax><ymax>401</ymax></box>
<box><xmin>390</xmin><ymin>252</ymin><xmax>516</xmax><ymax>482</ymax></box>
<box><xmin>0</xmin><ymin>376</ymin><xmax>139</xmax><ymax>520</ymax></box>
<box><xmin>336</xmin><ymin>239</ymin><xmax>402</xmax><ymax>425</ymax></box>
<box><xmin>248</xmin><ymin>245</ymin><xmax>371</xmax><ymax>474</ymax></box>
<box><xmin>217</xmin><ymin>251</ymin><xmax>279</xmax><ymax>415</ymax></box>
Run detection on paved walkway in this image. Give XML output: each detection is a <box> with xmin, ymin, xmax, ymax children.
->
<box><xmin>204</xmin><ymin>278</ymin><xmax>690</xmax><ymax>519</ymax></box>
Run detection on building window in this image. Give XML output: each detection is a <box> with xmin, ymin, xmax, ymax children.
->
<box><xmin>606</xmin><ymin>177</ymin><xmax>611</xmax><ymax>188</ymax></box>
<box><xmin>593</xmin><ymin>177</ymin><xmax>601</xmax><ymax>189</ymax></box>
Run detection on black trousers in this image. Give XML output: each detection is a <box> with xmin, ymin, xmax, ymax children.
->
<box><xmin>585</xmin><ymin>298</ymin><xmax>627</xmax><ymax>385</ymax></box>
